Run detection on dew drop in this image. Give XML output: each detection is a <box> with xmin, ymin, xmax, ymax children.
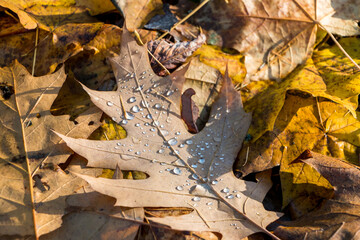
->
<box><xmin>121</xmin><ymin>120</ymin><xmax>128</xmax><ymax>125</ymax></box>
<box><xmin>131</xmin><ymin>105</ymin><xmax>140</xmax><ymax>113</ymax></box>
<box><xmin>192</xmin><ymin>197</ymin><xmax>201</xmax><ymax>202</ymax></box>
<box><xmin>198</xmin><ymin>158</ymin><xmax>205</xmax><ymax>164</ymax></box>
<box><xmin>160</xmin><ymin>130</ymin><xmax>169</xmax><ymax>136</ymax></box>
<box><xmin>125</xmin><ymin>112</ymin><xmax>134</xmax><ymax>120</ymax></box>
<box><xmin>157</xmin><ymin>149</ymin><xmax>164</xmax><ymax>154</ymax></box>
<box><xmin>168</xmin><ymin>138</ymin><xmax>178</xmax><ymax>146</ymax></box>
<box><xmin>211</xmin><ymin>180</ymin><xmax>218</xmax><ymax>185</ymax></box>
<box><xmin>191</xmin><ymin>164</ymin><xmax>197</xmax><ymax>168</ymax></box>
<box><xmin>222</xmin><ymin>187</ymin><xmax>230</xmax><ymax>193</ymax></box>
<box><xmin>112</xmin><ymin>117</ymin><xmax>117</xmax><ymax>122</ymax></box>
<box><xmin>128</xmin><ymin>97</ymin><xmax>136</xmax><ymax>103</ymax></box>
<box><xmin>179</xmin><ymin>144</ymin><xmax>185</xmax><ymax>148</ymax></box>
<box><xmin>146</xmin><ymin>114</ymin><xmax>152</xmax><ymax>119</ymax></box>
<box><xmin>176</xmin><ymin>186</ymin><xmax>183</xmax><ymax>191</ymax></box>
<box><xmin>175</xmin><ymin>131</ymin><xmax>180</xmax><ymax>135</ymax></box>
<box><xmin>226</xmin><ymin>194</ymin><xmax>234</xmax><ymax>199</ymax></box>
<box><xmin>236</xmin><ymin>194</ymin><xmax>241</xmax><ymax>198</ymax></box>
<box><xmin>141</xmin><ymin>100</ymin><xmax>149</xmax><ymax>108</ymax></box>
<box><xmin>135</xmin><ymin>123</ymin><xmax>140</xmax><ymax>127</ymax></box>
<box><xmin>154</xmin><ymin>103</ymin><xmax>161</xmax><ymax>109</ymax></box>
<box><xmin>172</xmin><ymin>167</ymin><xmax>182</xmax><ymax>175</ymax></box>
<box><xmin>214</xmin><ymin>113</ymin><xmax>221</xmax><ymax>119</ymax></box>
<box><xmin>165</xmin><ymin>90</ymin><xmax>174</xmax><ymax>96</ymax></box>
<box><xmin>213</xmin><ymin>136</ymin><xmax>222</xmax><ymax>142</ymax></box>
<box><xmin>107</xmin><ymin>101</ymin><xmax>114</xmax><ymax>106</ymax></box>
<box><xmin>150</xmin><ymin>128</ymin><xmax>156</xmax><ymax>132</ymax></box>
<box><xmin>185</xmin><ymin>140</ymin><xmax>193</xmax><ymax>145</ymax></box>
<box><xmin>117</xmin><ymin>142</ymin><xmax>121</xmax><ymax>146</ymax></box>
<box><xmin>206</xmin><ymin>202</ymin><xmax>213</xmax><ymax>206</ymax></box>
<box><xmin>191</xmin><ymin>174</ymin><xmax>199</xmax><ymax>180</ymax></box>
<box><xmin>135</xmin><ymin>151</ymin><xmax>141</xmax><ymax>155</ymax></box>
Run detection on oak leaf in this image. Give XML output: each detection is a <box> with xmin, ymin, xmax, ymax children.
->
<box><xmin>58</xmin><ymin>28</ymin><xmax>281</xmax><ymax>239</ymax></box>
<box><xmin>0</xmin><ymin>61</ymin><xmax>101</xmax><ymax>238</ymax></box>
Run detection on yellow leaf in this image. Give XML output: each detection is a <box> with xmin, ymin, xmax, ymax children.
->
<box><xmin>195</xmin><ymin>45</ymin><xmax>246</xmax><ymax>84</ymax></box>
<box><xmin>244</xmin><ymin>50</ymin><xmax>360</xmax><ymax>143</ymax></box>
<box><xmin>238</xmin><ymin>94</ymin><xmax>360</xmax><ymax>208</ymax></box>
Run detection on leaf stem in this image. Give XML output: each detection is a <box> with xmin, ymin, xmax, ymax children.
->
<box><xmin>13</xmin><ymin>71</ymin><xmax>39</xmax><ymax>240</ymax></box>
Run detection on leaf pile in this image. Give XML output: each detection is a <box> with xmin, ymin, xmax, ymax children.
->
<box><xmin>0</xmin><ymin>0</ymin><xmax>360</xmax><ymax>239</ymax></box>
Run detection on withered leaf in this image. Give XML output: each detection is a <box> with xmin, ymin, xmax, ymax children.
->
<box><xmin>147</xmin><ymin>33</ymin><xmax>206</xmax><ymax>75</ymax></box>
<box><xmin>58</xmin><ymin>28</ymin><xmax>282</xmax><ymax>239</ymax></box>
<box><xmin>271</xmin><ymin>151</ymin><xmax>360</xmax><ymax>239</ymax></box>
<box><xmin>0</xmin><ymin>61</ymin><xmax>101</xmax><ymax>238</ymax></box>
<box><xmin>193</xmin><ymin>0</ymin><xmax>360</xmax><ymax>81</ymax></box>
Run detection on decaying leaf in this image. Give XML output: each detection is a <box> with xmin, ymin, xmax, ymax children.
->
<box><xmin>237</xmin><ymin>94</ymin><xmax>360</xmax><ymax>209</ymax></box>
<box><xmin>147</xmin><ymin>33</ymin><xmax>206</xmax><ymax>75</ymax></box>
<box><xmin>0</xmin><ymin>61</ymin><xmax>101</xmax><ymax>237</ymax></box>
<box><xmin>193</xmin><ymin>0</ymin><xmax>360</xmax><ymax>81</ymax></box>
<box><xmin>270</xmin><ymin>151</ymin><xmax>360</xmax><ymax>239</ymax></box>
<box><xmin>58</xmin><ymin>28</ymin><xmax>281</xmax><ymax>239</ymax></box>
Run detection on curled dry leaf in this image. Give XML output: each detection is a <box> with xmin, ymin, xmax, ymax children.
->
<box><xmin>271</xmin><ymin>150</ymin><xmax>360</xmax><ymax>239</ymax></box>
<box><xmin>193</xmin><ymin>0</ymin><xmax>360</xmax><ymax>81</ymax></box>
<box><xmin>147</xmin><ymin>33</ymin><xmax>206</xmax><ymax>75</ymax></box>
<box><xmin>57</xmin><ymin>28</ymin><xmax>281</xmax><ymax>239</ymax></box>
<box><xmin>0</xmin><ymin>61</ymin><xmax>101</xmax><ymax>238</ymax></box>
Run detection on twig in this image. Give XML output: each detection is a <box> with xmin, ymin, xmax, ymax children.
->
<box><xmin>157</xmin><ymin>0</ymin><xmax>210</xmax><ymax>40</ymax></box>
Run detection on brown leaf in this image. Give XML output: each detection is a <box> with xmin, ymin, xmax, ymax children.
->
<box><xmin>147</xmin><ymin>34</ymin><xmax>206</xmax><ymax>75</ymax></box>
<box><xmin>181</xmin><ymin>88</ymin><xmax>199</xmax><ymax>133</ymax></box>
<box><xmin>192</xmin><ymin>0</ymin><xmax>360</xmax><ymax>81</ymax></box>
<box><xmin>0</xmin><ymin>61</ymin><xmax>101</xmax><ymax>238</ymax></box>
<box><xmin>57</xmin><ymin>28</ymin><xmax>282</xmax><ymax>239</ymax></box>
<box><xmin>271</xmin><ymin>151</ymin><xmax>360</xmax><ymax>239</ymax></box>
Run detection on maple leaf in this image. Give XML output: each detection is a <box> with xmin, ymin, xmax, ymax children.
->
<box><xmin>58</xmin><ymin>29</ymin><xmax>281</xmax><ymax>239</ymax></box>
<box><xmin>237</xmin><ymin>94</ymin><xmax>360</xmax><ymax>209</ymax></box>
<box><xmin>270</xmin><ymin>150</ymin><xmax>360</xmax><ymax>239</ymax></box>
<box><xmin>0</xmin><ymin>61</ymin><xmax>101</xmax><ymax>238</ymax></box>
<box><xmin>192</xmin><ymin>0</ymin><xmax>360</xmax><ymax>81</ymax></box>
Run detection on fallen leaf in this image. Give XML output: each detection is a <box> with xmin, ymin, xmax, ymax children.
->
<box><xmin>242</xmin><ymin>49</ymin><xmax>360</xmax><ymax>143</ymax></box>
<box><xmin>181</xmin><ymin>88</ymin><xmax>199</xmax><ymax>133</ymax></box>
<box><xmin>193</xmin><ymin>0</ymin><xmax>360</xmax><ymax>80</ymax></box>
<box><xmin>58</xmin><ymin>28</ymin><xmax>281</xmax><ymax>239</ymax></box>
<box><xmin>0</xmin><ymin>61</ymin><xmax>101</xmax><ymax>237</ymax></box>
<box><xmin>237</xmin><ymin>94</ymin><xmax>360</xmax><ymax>209</ymax></box>
<box><xmin>147</xmin><ymin>33</ymin><xmax>206</xmax><ymax>75</ymax></box>
<box><xmin>194</xmin><ymin>45</ymin><xmax>246</xmax><ymax>84</ymax></box>
<box><xmin>111</xmin><ymin>0</ymin><xmax>163</xmax><ymax>31</ymax></box>
<box><xmin>270</xmin><ymin>151</ymin><xmax>360</xmax><ymax>239</ymax></box>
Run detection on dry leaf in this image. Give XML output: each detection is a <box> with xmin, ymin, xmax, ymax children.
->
<box><xmin>57</xmin><ymin>28</ymin><xmax>281</xmax><ymax>239</ymax></box>
<box><xmin>147</xmin><ymin>33</ymin><xmax>206</xmax><ymax>75</ymax></box>
<box><xmin>111</xmin><ymin>0</ymin><xmax>163</xmax><ymax>31</ymax></box>
<box><xmin>0</xmin><ymin>61</ymin><xmax>101</xmax><ymax>237</ymax></box>
<box><xmin>237</xmin><ymin>94</ymin><xmax>360</xmax><ymax>209</ymax></box>
<box><xmin>193</xmin><ymin>0</ymin><xmax>360</xmax><ymax>81</ymax></box>
<box><xmin>270</xmin><ymin>151</ymin><xmax>360</xmax><ymax>239</ymax></box>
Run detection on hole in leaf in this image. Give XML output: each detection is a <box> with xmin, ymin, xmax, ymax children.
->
<box><xmin>36</xmin><ymin>113</ymin><xmax>41</xmax><ymax>118</ymax></box>
<box><xmin>88</xmin><ymin>121</ymin><xmax>94</xmax><ymax>126</ymax></box>
<box><xmin>0</xmin><ymin>83</ymin><xmax>14</xmax><ymax>100</ymax></box>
